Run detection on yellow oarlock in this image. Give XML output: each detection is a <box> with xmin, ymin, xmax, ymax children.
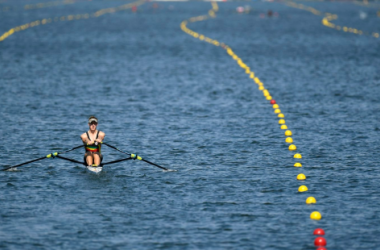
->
<box><xmin>131</xmin><ymin>154</ymin><xmax>142</xmax><ymax>160</ymax></box>
<box><xmin>46</xmin><ymin>152</ymin><xmax>58</xmax><ymax>158</ymax></box>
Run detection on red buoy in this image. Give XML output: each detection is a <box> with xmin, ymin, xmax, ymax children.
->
<box><xmin>270</xmin><ymin>100</ymin><xmax>276</xmax><ymax>104</ymax></box>
<box><xmin>314</xmin><ymin>228</ymin><xmax>325</xmax><ymax>235</ymax></box>
<box><xmin>132</xmin><ymin>6</ymin><xmax>137</xmax><ymax>12</ymax></box>
<box><xmin>314</xmin><ymin>237</ymin><xmax>327</xmax><ymax>246</ymax></box>
<box><xmin>316</xmin><ymin>247</ymin><xmax>327</xmax><ymax>250</ymax></box>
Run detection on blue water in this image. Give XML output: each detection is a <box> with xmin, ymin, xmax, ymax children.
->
<box><xmin>1</xmin><ymin>1</ymin><xmax>380</xmax><ymax>249</ymax></box>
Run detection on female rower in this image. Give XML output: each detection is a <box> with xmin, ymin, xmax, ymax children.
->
<box><xmin>80</xmin><ymin>116</ymin><xmax>105</xmax><ymax>167</ymax></box>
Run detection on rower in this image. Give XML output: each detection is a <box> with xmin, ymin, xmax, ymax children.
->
<box><xmin>80</xmin><ymin>116</ymin><xmax>105</xmax><ymax>167</ymax></box>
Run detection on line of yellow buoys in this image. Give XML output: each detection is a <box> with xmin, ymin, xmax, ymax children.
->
<box><xmin>181</xmin><ymin>2</ymin><xmax>327</xmax><ymax>248</ymax></box>
<box><xmin>0</xmin><ymin>0</ymin><xmax>145</xmax><ymax>43</ymax></box>
<box><xmin>285</xmin><ymin>0</ymin><xmax>380</xmax><ymax>39</ymax></box>
<box><xmin>354</xmin><ymin>0</ymin><xmax>380</xmax><ymax>9</ymax></box>
<box><xmin>24</xmin><ymin>0</ymin><xmax>76</xmax><ymax>10</ymax></box>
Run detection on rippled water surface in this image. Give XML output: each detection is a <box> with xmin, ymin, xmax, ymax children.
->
<box><xmin>1</xmin><ymin>1</ymin><xmax>380</xmax><ymax>249</ymax></box>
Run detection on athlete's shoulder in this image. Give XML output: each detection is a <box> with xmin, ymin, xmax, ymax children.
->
<box><xmin>99</xmin><ymin>131</ymin><xmax>105</xmax><ymax>137</ymax></box>
<box><xmin>80</xmin><ymin>132</ymin><xmax>88</xmax><ymax>138</ymax></box>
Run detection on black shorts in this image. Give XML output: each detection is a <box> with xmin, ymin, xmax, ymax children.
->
<box><xmin>84</xmin><ymin>152</ymin><xmax>103</xmax><ymax>163</ymax></box>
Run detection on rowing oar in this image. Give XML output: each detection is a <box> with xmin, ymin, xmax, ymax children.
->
<box><xmin>102</xmin><ymin>142</ymin><xmax>169</xmax><ymax>171</ymax></box>
<box><xmin>1</xmin><ymin>145</ymin><xmax>84</xmax><ymax>171</ymax></box>
<box><xmin>100</xmin><ymin>157</ymin><xmax>132</xmax><ymax>166</ymax></box>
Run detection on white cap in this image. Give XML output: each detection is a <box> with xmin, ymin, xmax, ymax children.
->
<box><xmin>88</xmin><ymin>117</ymin><xmax>98</xmax><ymax>123</ymax></box>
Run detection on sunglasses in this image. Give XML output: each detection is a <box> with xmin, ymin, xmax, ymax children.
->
<box><xmin>89</xmin><ymin>122</ymin><xmax>98</xmax><ymax>125</ymax></box>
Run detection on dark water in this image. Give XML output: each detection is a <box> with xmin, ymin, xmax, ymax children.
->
<box><xmin>1</xmin><ymin>1</ymin><xmax>380</xmax><ymax>249</ymax></box>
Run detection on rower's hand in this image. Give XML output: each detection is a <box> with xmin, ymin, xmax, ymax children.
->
<box><xmin>95</xmin><ymin>139</ymin><xmax>102</xmax><ymax>143</ymax></box>
<box><xmin>87</xmin><ymin>140</ymin><xmax>95</xmax><ymax>145</ymax></box>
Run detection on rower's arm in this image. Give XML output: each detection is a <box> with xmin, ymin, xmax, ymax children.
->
<box><xmin>96</xmin><ymin>131</ymin><xmax>105</xmax><ymax>143</ymax></box>
<box><xmin>81</xmin><ymin>133</ymin><xmax>92</xmax><ymax>145</ymax></box>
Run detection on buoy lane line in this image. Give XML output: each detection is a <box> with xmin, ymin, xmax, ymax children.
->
<box><xmin>285</xmin><ymin>0</ymin><xmax>380</xmax><ymax>39</ymax></box>
<box><xmin>0</xmin><ymin>0</ymin><xmax>76</xmax><ymax>12</ymax></box>
<box><xmin>181</xmin><ymin>2</ymin><xmax>324</xmax><ymax>248</ymax></box>
<box><xmin>353</xmin><ymin>0</ymin><xmax>380</xmax><ymax>9</ymax></box>
<box><xmin>180</xmin><ymin>2</ymin><xmax>220</xmax><ymax>47</ymax></box>
<box><xmin>322</xmin><ymin>13</ymin><xmax>380</xmax><ymax>38</ymax></box>
<box><xmin>24</xmin><ymin>0</ymin><xmax>76</xmax><ymax>10</ymax></box>
<box><xmin>0</xmin><ymin>0</ymin><xmax>145</xmax><ymax>43</ymax></box>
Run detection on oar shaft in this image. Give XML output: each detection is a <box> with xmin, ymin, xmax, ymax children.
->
<box><xmin>101</xmin><ymin>142</ymin><xmax>169</xmax><ymax>171</ymax></box>
<box><xmin>59</xmin><ymin>144</ymin><xmax>84</xmax><ymax>154</ymax></box>
<box><xmin>2</xmin><ymin>145</ymin><xmax>84</xmax><ymax>171</ymax></box>
<box><xmin>142</xmin><ymin>159</ymin><xmax>168</xmax><ymax>171</ymax></box>
<box><xmin>56</xmin><ymin>155</ymin><xmax>86</xmax><ymax>165</ymax></box>
<box><xmin>2</xmin><ymin>156</ymin><xmax>47</xmax><ymax>171</ymax></box>
<box><xmin>101</xmin><ymin>157</ymin><xmax>132</xmax><ymax>166</ymax></box>
<box><xmin>102</xmin><ymin>142</ymin><xmax>128</xmax><ymax>154</ymax></box>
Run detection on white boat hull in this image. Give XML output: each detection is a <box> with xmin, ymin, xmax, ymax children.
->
<box><xmin>86</xmin><ymin>166</ymin><xmax>103</xmax><ymax>173</ymax></box>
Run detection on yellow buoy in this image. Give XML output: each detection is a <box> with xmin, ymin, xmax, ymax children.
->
<box><xmin>306</xmin><ymin>197</ymin><xmax>316</xmax><ymax>204</ymax></box>
<box><xmin>274</xmin><ymin>109</ymin><xmax>281</xmax><ymax>114</ymax></box>
<box><xmin>294</xmin><ymin>162</ymin><xmax>302</xmax><ymax>167</ymax></box>
<box><xmin>281</xmin><ymin>125</ymin><xmax>288</xmax><ymax>129</ymax></box>
<box><xmin>289</xmin><ymin>144</ymin><xmax>297</xmax><ymax>151</ymax></box>
<box><xmin>297</xmin><ymin>173</ymin><xmax>306</xmax><ymax>180</ymax></box>
<box><xmin>285</xmin><ymin>137</ymin><xmax>293</xmax><ymax>143</ymax></box>
<box><xmin>279</xmin><ymin>119</ymin><xmax>285</xmax><ymax>124</ymax></box>
<box><xmin>298</xmin><ymin>185</ymin><xmax>308</xmax><ymax>192</ymax></box>
<box><xmin>273</xmin><ymin>104</ymin><xmax>279</xmax><ymax>109</ymax></box>
<box><xmin>263</xmin><ymin>91</ymin><xmax>269</xmax><ymax>97</ymax></box>
<box><xmin>259</xmin><ymin>86</ymin><xmax>264</xmax><ymax>90</ymax></box>
<box><xmin>285</xmin><ymin>130</ymin><xmax>292</xmax><ymax>136</ymax></box>
<box><xmin>266</xmin><ymin>96</ymin><xmax>272</xmax><ymax>101</ymax></box>
<box><xmin>278</xmin><ymin>113</ymin><xmax>285</xmax><ymax>118</ymax></box>
<box><xmin>294</xmin><ymin>153</ymin><xmax>302</xmax><ymax>159</ymax></box>
<box><xmin>310</xmin><ymin>211</ymin><xmax>322</xmax><ymax>220</ymax></box>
